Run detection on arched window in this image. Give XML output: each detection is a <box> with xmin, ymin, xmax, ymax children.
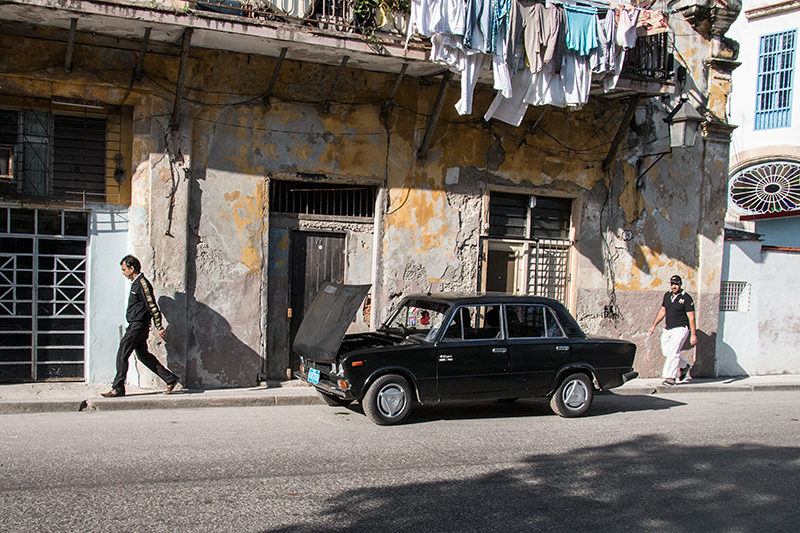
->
<box><xmin>729</xmin><ymin>160</ymin><xmax>800</xmax><ymax>214</ymax></box>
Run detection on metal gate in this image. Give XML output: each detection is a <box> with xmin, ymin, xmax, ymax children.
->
<box><xmin>0</xmin><ymin>208</ymin><xmax>88</xmax><ymax>382</ymax></box>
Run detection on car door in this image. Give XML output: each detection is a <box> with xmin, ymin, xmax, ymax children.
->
<box><xmin>436</xmin><ymin>305</ymin><xmax>510</xmax><ymax>396</ymax></box>
<box><xmin>505</xmin><ymin>303</ymin><xmax>571</xmax><ymax>393</ymax></box>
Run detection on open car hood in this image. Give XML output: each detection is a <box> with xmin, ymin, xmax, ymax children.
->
<box><xmin>292</xmin><ymin>283</ymin><xmax>371</xmax><ymax>363</ymax></box>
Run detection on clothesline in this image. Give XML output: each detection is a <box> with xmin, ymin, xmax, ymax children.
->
<box><xmin>405</xmin><ymin>0</ymin><xmax>669</xmax><ymax>125</ymax></box>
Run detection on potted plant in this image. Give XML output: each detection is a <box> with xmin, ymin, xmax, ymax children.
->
<box><xmin>354</xmin><ymin>0</ymin><xmax>410</xmax><ymax>35</ymax></box>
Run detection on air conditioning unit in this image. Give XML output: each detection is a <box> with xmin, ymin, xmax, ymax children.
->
<box><xmin>0</xmin><ymin>145</ymin><xmax>13</xmax><ymax>180</ymax></box>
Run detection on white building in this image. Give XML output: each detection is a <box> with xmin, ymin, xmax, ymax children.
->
<box><xmin>718</xmin><ymin>0</ymin><xmax>800</xmax><ymax>375</ymax></box>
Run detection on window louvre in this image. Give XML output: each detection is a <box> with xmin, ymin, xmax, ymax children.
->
<box><xmin>755</xmin><ymin>29</ymin><xmax>796</xmax><ymax>130</ymax></box>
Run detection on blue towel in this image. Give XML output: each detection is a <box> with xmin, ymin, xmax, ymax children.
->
<box><xmin>565</xmin><ymin>4</ymin><xmax>599</xmax><ymax>56</ymax></box>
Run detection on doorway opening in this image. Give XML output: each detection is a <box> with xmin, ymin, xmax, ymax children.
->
<box><xmin>482</xmin><ymin>192</ymin><xmax>573</xmax><ymax>305</ymax></box>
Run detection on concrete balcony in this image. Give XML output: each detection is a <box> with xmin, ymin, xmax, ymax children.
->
<box><xmin>0</xmin><ymin>0</ymin><xmax>673</xmax><ymax>98</ymax></box>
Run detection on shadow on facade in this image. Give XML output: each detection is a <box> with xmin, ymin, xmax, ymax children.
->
<box><xmin>261</xmin><ymin>433</ymin><xmax>800</xmax><ymax>532</ymax></box>
<box><xmin>159</xmin><ymin>293</ymin><xmax>262</xmax><ymax>389</ymax></box>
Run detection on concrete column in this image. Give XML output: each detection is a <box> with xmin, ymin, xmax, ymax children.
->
<box><xmin>128</xmin><ymin>108</ymin><xmax>191</xmax><ymax>389</ymax></box>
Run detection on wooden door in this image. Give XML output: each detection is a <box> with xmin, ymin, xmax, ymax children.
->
<box><xmin>289</xmin><ymin>231</ymin><xmax>345</xmax><ymax>371</ymax></box>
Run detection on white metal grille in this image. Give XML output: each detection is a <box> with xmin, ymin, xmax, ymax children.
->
<box><xmin>720</xmin><ymin>281</ymin><xmax>750</xmax><ymax>312</ymax></box>
<box><xmin>0</xmin><ymin>208</ymin><xmax>88</xmax><ymax>382</ymax></box>
<box><xmin>527</xmin><ymin>239</ymin><xmax>571</xmax><ymax>303</ymax></box>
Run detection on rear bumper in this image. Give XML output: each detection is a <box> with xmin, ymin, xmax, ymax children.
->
<box><xmin>622</xmin><ymin>371</ymin><xmax>639</xmax><ymax>383</ymax></box>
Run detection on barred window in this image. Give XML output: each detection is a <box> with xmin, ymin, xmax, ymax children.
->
<box><xmin>755</xmin><ymin>29</ymin><xmax>796</xmax><ymax>130</ymax></box>
<box><xmin>720</xmin><ymin>281</ymin><xmax>750</xmax><ymax>312</ymax></box>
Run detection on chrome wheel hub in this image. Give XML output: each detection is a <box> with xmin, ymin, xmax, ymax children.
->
<box><xmin>563</xmin><ymin>379</ymin><xmax>588</xmax><ymax>410</ymax></box>
<box><xmin>377</xmin><ymin>384</ymin><xmax>407</xmax><ymax>418</ymax></box>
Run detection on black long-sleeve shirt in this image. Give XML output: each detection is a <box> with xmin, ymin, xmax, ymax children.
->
<box><xmin>126</xmin><ymin>274</ymin><xmax>163</xmax><ymax>329</ymax></box>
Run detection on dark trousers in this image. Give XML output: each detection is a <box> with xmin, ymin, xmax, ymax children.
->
<box><xmin>112</xmin><ymin>322</ymin><xmax>177</xmax><ymax>393</ymax></box>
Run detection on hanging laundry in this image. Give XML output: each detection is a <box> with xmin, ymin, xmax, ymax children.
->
<box><xmin>636</xmin><ymin>8</ymin><xmax>668</xmax><ymax>36</ymax></box>
<box><xmin>517</xmin><ymin>1</ymin><xmax>566</xmax><ymax>75</ymax></box>
<box><xmin>590</xmin><ymin>8</ymin><xmax>618</xmax><ymax>91</ymax></box>
<box><xmin>564</xmin><ymin>4</ymin><xmax>598</xmax><ymax>56</ymax></box>
<box><xmin>490</xmin><ymin>0</ymin><xmax>512</xmax><ymax>54</ymax></box>
<box><xmin>612</xmin><ymin>3</ymin><xmax>640</xmax><ymax>48</ymax></box>
<box><xmin>464</xmin><ymin>0</ymin><xmax>492</xmax><ymax>53</ymax></box>
<box><xmin>485</xmin><ymin>66</ymin><xmax>535</xmax><ymax>126</ymax></box>
<box><xmin>430</xmin><ymin>33</ymin><xmax>488</xmax><ymax>115</ymax></box>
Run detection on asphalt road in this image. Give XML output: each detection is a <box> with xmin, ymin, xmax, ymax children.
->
<box><xmin>2</xmin><ymin>391</ymin><xmax>800</xmax><ymax>533</ymax></box>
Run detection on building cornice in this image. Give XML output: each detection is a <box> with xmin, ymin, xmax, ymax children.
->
<box><xmin>746</xmin><ymin>0</ymin><xmax>800</xmax><ymax>20</ymax></box>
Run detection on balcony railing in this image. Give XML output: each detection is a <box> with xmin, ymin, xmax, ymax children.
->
<box><xmin>192</xmin><ymin>0</ymin><xmax>403</xmax><ymax>36</ymax></box>
<box><xmin>190</xmin><ymin>0</ymin><xmax>671</xmax><ymax>80</ymax></box>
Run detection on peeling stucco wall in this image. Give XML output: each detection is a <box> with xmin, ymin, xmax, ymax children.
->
<box><xmin>0</xmin><ymin>5</ymin><xmax>735</xmax><ymax>385</ymax></box>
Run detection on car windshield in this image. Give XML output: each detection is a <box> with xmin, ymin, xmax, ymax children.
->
<box><xmin>383</xmin><ymin>298</ymin><xmax>451</xmax><ymax>342</ymax></box>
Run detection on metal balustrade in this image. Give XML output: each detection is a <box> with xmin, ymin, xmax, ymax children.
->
<box><xmin>189</xmin><ymin>0</ymin><xmax>672</xmax><ymax>81</ymax></box>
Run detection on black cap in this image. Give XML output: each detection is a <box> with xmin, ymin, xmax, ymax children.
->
<box><xmin>670</xmin><ymin>275</ymin><xmax>682</xmax><ymax>285</ymax></box>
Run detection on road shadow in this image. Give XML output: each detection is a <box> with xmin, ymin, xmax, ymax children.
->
<box><xmin>336</xmin><ymin>394</ymin><xmax>682</xmax><ymax>425</ymax></box>
<box><xmin>261</xmin><ymin>434</ymin><xmax>800</xmax><ymax>532</ymax></box>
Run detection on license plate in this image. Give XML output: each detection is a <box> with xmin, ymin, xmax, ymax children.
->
<box><xmin>308</xmin><ymin>368</ymin><xmax>320</xmax><ymax>384</ymax></box>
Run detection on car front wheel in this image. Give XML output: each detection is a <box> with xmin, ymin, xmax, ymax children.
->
<box><xmin>363</xmin><ymin>374</ymin><xmax>412</xmax><ymax>425</ymax></box>
<box><xmin>550</xmin><ymin>373</ymin><xmax>593</xmax><ymax>417</ymax></box>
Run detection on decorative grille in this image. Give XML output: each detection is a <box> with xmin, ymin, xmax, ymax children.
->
<box><xmin>730</xmin><ymin>161</ymin><xmax>800</xmax><ymax>213</ymax></box>
<box><xmin>720</xmin><ymin>281</ymin><xmax>750</xmax><ymax>312</ymax></box>
<box><xmin>755</xmin><ymin>29</ymin><xmax>796</xmax><ymax>130</ymax></box>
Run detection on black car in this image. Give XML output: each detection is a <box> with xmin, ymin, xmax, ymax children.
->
<box><xmin>295</xmin><ymin>283</ymin><xmax>638</xmax><ymax>425</ymax></box>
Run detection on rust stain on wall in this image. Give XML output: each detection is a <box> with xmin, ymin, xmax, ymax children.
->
<box><xmin>219</xmin><ymin>181</ymin><xmax>266</xmax><ymax>274</ymax></box>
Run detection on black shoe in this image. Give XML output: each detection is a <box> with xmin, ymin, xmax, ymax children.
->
<box><xmin>101</xmin><ymin>389</ymin><xmax>125</xmax><ymax>398</ymax></box>
<box><xmin>662</xmin><ymin>379</ymin><xmax>676</xmax><ymax>386</ymax></box>
<box><xmin>679</xmin><ymin>365</ymin><xmax>691</xmax><ymax>381</ymax></box>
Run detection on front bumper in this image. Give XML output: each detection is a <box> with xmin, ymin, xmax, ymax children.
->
<box><xmin>295</xmin><ymin>365</ymin><xmax>355</xmax><ymax>400</ymax></box>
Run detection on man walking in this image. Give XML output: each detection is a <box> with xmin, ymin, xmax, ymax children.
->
<box><xmin>101</xmin><ymin>255</ymin><xmax>179</xmax><ymax>397</ymax></box>
<box><xmin>648</xmin><ymin>275</ymin><xmax>696</xmax><ymax>386</ymax></box>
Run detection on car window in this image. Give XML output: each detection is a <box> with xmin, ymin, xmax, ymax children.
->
<box><xmin>506</xmin><ymin>304</ymin><xmax>566</xmax><ymax>338</ymax></box>
<box><xmin>442</xmin><ymin>305</ymin><xmax>503</xmax><ymax>340</ymax></box>
<box><xmin>384</xmin><ymin>299</ymin><xmax>449</xmax><ymax>340</ymax></box>
<box><xmin>544</xmin><ymin>307</ymin><xmax>566</xmax><ymax>338</ymax></box>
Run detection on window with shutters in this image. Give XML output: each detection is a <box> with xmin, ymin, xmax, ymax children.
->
<box><xmin>0</xmin><ymin>100</ymin><xmax>124</xmax><ymax>204</ymax></box>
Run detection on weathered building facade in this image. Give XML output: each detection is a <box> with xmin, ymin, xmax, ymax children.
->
<box><xmin>0</xmin><ymin>0</ymin><xmax>740</xmax><ymax>388</ymax></box>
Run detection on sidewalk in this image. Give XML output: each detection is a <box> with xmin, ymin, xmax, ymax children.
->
<box><xmin>1</xmin><ymin>375</ymin><xmax>800</xmax><ymax>415</ymax></box>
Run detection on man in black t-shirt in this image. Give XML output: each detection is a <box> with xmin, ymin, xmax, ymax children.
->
<box><xmin>648</xmin><ymin>275</ymin><xmax>697</xmax><ymax>386</ymax></box>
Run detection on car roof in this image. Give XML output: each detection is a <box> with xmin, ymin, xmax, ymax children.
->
<box><xmin>401</xmin><ymin>293</ymin><xmax>566</xmax><ymax>306</ymax></box>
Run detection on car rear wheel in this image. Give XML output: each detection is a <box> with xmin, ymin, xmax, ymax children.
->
<box><xmin>550</xmin><ymin>373</ymin><xmax>593</xmax><ymax>417</ymax></box>
<box><xmin>363</xmin><ymin>374</ymin><xmax>412</xmax><ymax>425</ymax></box>
<box><xmin>317</xmin><ymin>390</ymin><xmax>353</xmax><ymax>407</ymax></box>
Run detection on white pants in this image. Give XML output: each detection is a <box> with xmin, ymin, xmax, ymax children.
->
<box><xmin>661</xmin><ymin>326</ymin><xmax>689</xmax><ymax>379</ymax></box>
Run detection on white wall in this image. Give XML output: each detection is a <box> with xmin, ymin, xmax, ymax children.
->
<box><xmin>728</xmin><ymin>2</ymin><xmax>800</xmax><ymax>169</ymax></box>
<box><xmin>85</xmin><ymin>207</ymin><xmax>129</xmax><ymax>383</ymax></box>
<box><xmin>717</xmin><ymin>240</ymin><xmax>762</xmax><ymax>375</ymax></box>
<box><xmin>717</xmin><ymin>239</ymin><xmax>800</xmax><ymax>375</ymax></box>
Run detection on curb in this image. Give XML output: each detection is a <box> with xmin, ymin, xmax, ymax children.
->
<box><xmin>0</xmin><ymin>400</ymin><xmax>87</xmax><ymax>414</ymax></box>
<box><xmin>84</xmin><ymin>392</ymin><xmax>324</xmax><ymax>411</ymax></box>
<box><xmin>612</xmin><ymin>383</ymin><xmax>800</xmax><ymax>395</ymax></box>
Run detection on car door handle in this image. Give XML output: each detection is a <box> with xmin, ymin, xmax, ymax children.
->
<box><xmin>492</xmin><ymin>348</ymin><xmax>507</xmax><ymax>354</ymax></box>
<box><xmin>556</xmin><ymin>346</ymin><xmax>570</xmax><ymax>352</ymax></box>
